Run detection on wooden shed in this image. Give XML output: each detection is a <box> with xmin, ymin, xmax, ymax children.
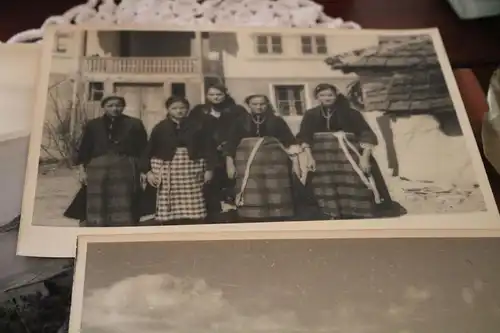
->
<box><xmin>325</xmin><ymin>35</ymin><xmax>455</xmax><ymax>116</ymax></box>
<box><xmin>323</xmin><ymin>35</ymin><xmax>478</xmax><ymax>188</ymax></box>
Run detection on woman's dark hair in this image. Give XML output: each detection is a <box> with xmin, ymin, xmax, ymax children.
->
<box><xmin>165</xmin><ymin>96</ymin><xmax>190</xmax><ymax>110</ymax></box>
<box><xmin>244</xmin><ymin>94</ymin><xmax>271</xmax><ymax>106</ymax></box>
<box><xmin>313</xmin><ymin>83</ymin><xmax>339</xmax><ymax>98</ymax></box>
<box><xmin>205</xmin><ymin>83</ymin><xmax>237</xmax><ymax>106</ymax></box>
<box><xmin>100</xmin><ymin>95</ymin><xmax>126</xmax><ymax>108</ymax></box>
<box><xmin>205</xmin><ymin>83</ymin><xmax>228</xmax><ymax>95</ymax></box>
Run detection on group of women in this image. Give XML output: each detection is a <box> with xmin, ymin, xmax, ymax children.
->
<box><xmin>64</xmin><ymin>82</ymin><xmax>400</xmax><ymax>227</ymax></box>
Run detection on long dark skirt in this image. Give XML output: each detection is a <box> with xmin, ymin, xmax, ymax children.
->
<box><xmin>234</xmin><ymin>137</ymin><xmax>295</xmax><ymax>220</ymax></box>
<box><xmin>84</xmin><ymin>153</ymin><xmax>140</xmax><ymax>227</ymax></box>
<box><xmin>204</xmin><ymin>155</ymin><xmax>235</xmax><ymax>221</ymax></box>
<box><xmin>309</xmin><ymin>132</ymin><xmax>376</xmax><ymax>219</ymax></box>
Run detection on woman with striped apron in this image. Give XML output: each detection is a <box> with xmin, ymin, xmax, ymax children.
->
<box><xmin>140</xmin><ymin>96</ymin><xmax>218</xmax><ymax>224</ymax></box>
<box><xmin>297</xmin><ymin>83</ymin><xmax>382</xmax><ymax>219</ymax></box>
<box><xmin>225</xmin><ymin>94</ymin><xmax>301</xmax><ymax>222</ymax></box>
<box><xmin>66</xmin><ymin>95</ymin><xmax>148</xmax><ymax>227</ymax></box>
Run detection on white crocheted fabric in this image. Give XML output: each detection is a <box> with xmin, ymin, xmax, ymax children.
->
<box><xmin>4</xmin><ymin>0</ymin><xmax>361</xmax><ymax>43</ymax></box>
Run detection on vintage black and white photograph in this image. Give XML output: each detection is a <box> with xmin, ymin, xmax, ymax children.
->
<box><xmin>18</xmin><ymin>25</ymin><xmax>499</xmax><ymax>257</ymax></box>
<box><xmin>69</xmin><ymin>233</ymin><xmax>500</xmax><ymax>333</ymax></box>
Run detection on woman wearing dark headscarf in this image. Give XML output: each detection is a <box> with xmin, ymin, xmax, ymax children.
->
<box><xmin>140</xmin><ymin>96</ymin><xmax>218</xmax><ymax>224</ymax></box>
<box><xmin>297</xmin><ymin>83</ymin><xmax>383</xmax><ymax>219</ymax></box>
<box><xmin>65</xmin><ymin>95</ymin><xmax>148</xmax><ymax>227</ymax></box>
<box><xmin>190</xmin><ymin>83</ymin><xmax>247</xmax><ymax>220</ymax></box>
<box><xmin>224</xmin><ymin>94</ymin><xmax>301</xmax><ymax>222</ymax></box>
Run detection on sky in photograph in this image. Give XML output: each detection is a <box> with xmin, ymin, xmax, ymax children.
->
<box><xmin>79</xmin><ymin>238</ymin><xmax>500</xmax><ymax>333</ymax></box>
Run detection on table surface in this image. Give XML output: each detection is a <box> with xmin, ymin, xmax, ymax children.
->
<box><xmin>1</xmin><ymin>0</ymin><xmax>500</xmax><ymax>67</ymax></box>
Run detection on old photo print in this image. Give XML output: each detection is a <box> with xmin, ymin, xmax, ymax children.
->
<box><xmin>69</xmin><ymin>233</ymin><xmax>500</xmax><ymax>333</ymax></box>
<box><xmin>18</xmin><ymin>25</ymin><xmax>499</xmax><ymax>257</ymax></box>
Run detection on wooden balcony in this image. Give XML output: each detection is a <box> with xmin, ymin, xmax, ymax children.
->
<box><xmin>82</xmin><ymin>57</ymin><xmax>199</xmax><ymax>75</ymax></box>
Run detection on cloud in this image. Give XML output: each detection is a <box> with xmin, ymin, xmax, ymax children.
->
<box><xmin>403</xmin><ymin>286</ymin><xmax>431</xmax><ymax>303</ymax></box>
<box><xmin>386</xmin><ymin>286</ymin><xmax>432</xmax><ymax>322</ymax></box>
<box><xmin>461</xmin><ymin>287</ymin><xmax>475</xmax><ymax>305</ymax></box>
<box><xmin>81</xmin><ymin>274</ymin><xmax>302</xmax><ymax>333</ymax></box>
<box><xmin>387</xmin><ymin>302</ymin><xmax>416</xmax><ymax>319</ymax></box>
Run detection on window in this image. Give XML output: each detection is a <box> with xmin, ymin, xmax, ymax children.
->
<box><xmin>301</xmin><ymin>35</ymin><xmax>327</xmax><ymax>55</ymax></box>
<box><xmin>171</xmin><ymin>83</ymin><xmax>186</xmax><ymax>98</ymax></box>
<box><xmin>54</xmin><ymin>32</ymin><xmax>71</xmax><ymax>53</ymax></box>
<box><xmin>88</xmin><ymin>82</ymin><xmax>104</xmax><ymax>101</ymax></box>
<box><xmin>256</xmin><ymin>35</ymin><xmax>283</xmax><ymax>54</ymax></box>
<box><xmin>273</xmin><ymin>85</ymin><xmax>306</xmax><ymax>116</ymax></box>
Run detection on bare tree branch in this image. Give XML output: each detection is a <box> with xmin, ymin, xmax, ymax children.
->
<box><xmin>42</xmin><ymin>81</ymin><xmax>88</xmax><ymax>168</ymax></box>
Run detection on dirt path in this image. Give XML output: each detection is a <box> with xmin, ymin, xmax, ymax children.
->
<box><xmin>388</xmin><ymin>178</ymin><xmax>486</xmax><ymax>215</ymax></box>
<box><xmin>33</xmin><ymin>166</ymin><xmax>79</xmax><ymax>227</ymax></box>
<box><xmin>32</xmin><ymin>166</ymin><xmax>487</xmax><ymax>227</ymax></box>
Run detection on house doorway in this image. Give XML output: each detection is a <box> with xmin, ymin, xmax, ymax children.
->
<box><xmin>113</xmin><ymin>82</ymin><xmax>165</xmax><ymax>134</ymax></box>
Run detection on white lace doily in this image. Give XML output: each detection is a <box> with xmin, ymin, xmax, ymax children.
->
<box><xmin>3</xmin><ymin>0</ymin><xmax>361</xmax><ymax>43</ymax></box>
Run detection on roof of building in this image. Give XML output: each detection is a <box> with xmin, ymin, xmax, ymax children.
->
<box><xmin>325</xmin><ymin>35</ymin><xmax>439</xmax><ymax>72</ymax></box>
<box><xmin>325</xmin><ymin>35</ymin><xmax>454</xmax><ymax>113</ymax></box>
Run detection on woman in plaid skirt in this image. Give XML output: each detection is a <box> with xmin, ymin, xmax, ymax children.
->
<box><xmin>190</xmin><ymin>83</ymin><xmax>248</xmax><ymax>221</ymax></box>
<box><xmin>140</xmin><ymin>96</ymin><xmax>218</xmax><ymax>224</ymax></box>
<box><xmin>225</xmin><ymin>94</ymin><xmax>302</xmax><ymax>222</ymax></box>
<box><xmin>64</xmin><ymin>95</ymin><xmax>148</xmax><ymax>227</ymax></box>
<box><xmin>297</xmin><ymin>83</ymin><xmax>384</xmax><ymax>220</ymax></box>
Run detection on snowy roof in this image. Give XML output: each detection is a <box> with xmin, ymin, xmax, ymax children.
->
<box><xmin>325</xmin><ymin>35</ymin><xmax>454</xmax><ymax>113</ymax></box>
<box><xmin>325</xmin><ymin>35</ymin><xmax>439</xmax><ymax>72</ymax></box>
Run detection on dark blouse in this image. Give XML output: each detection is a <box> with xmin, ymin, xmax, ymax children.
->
<box><xmin>224</xmin><ymin>111</ymin><xmax>297</xmax><ymax>158</ymax></box>
<box><xmin>140</xmin><ymin>116</ymin><xmax>218</xmax><ymax>172</ymax></box>
<box><xmin>190</xmin><ymin>102</ymin><xmax>248</xmax><ymax>148</ymax></box>
<box><xmin>296</xmin><ymin>95</ymin><xmax>378</xmax><ymax>146</ymax></box>
<box><xmin>75</xmin><ymin>115</ymin><xmax>148</xmax><ymax>167</ymax></box>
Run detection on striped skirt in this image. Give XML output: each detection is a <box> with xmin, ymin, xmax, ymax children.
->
<box><xmin>310</xmin><ymin>132</ymin><xmax>377</xmax><ymax>219</ymax></box>
<box><xmin>234</xmin><ymin>137</ymin><xmax>295</xmax><ymax>220</ymax></box>
<box><xmin>85</xmin><ymin>153</ymin><xmax>139</xmax><ymax>227</ymax></box>
<box><xmin>150</xmin><ymin>148</ymin><xmax>206</xmax><ymax>222</ymax></box>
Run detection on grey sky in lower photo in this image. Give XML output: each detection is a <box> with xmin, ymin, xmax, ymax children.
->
<box><xmin>81</xmin><ymin>238</ymin><xmax>500</xmax><ymax>333</ymax></box>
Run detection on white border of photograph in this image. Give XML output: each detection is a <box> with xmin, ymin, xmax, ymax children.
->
<box><xmin>18</xmin><ymin>25</ymin><xmax>500</xmax><ymax>258</ymax></box>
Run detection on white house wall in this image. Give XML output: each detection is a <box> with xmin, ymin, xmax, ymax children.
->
<box><xmin>49</xmin><ymin>56</ymin><xmax>79</xmax><ymax>75</ymax></box>
<box><xmin>50</xmin><ymin>30</ymin><xmax>85</xmax><ymax>75</ymax></box>
<box><xmin>220</xmin><ymin>31</ymin><xmax>372</xmax><ymax>133</ymax></box>
<box><xmin>221</xmin><ymin>32</ymin><xmax>378</xmax><ymax>79</ymax></box>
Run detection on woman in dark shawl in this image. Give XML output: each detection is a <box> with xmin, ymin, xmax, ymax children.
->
<box><xmin>140</xmin><ymin>96</ymin><xmax>218</xmax><ymax>224</ymax></box>
<box><xmin>190</xmin><ymin>83</ymin><xmax>248</xmax><ymax>220</ymax></box>
<box><xmin>64</xmin><ymin>95</ymin><xmax>148</xmax><ymax>227</ymax></box>
<box><xmin>297</xmin><ymin>83</ymin><xmax>385</xmax><ymax>220</ymax></box>
<box><xmin>346</xmin><ymin>79</ymin><xmax>406</xmax><ymax>217</ymax></box>
<box><xmin>224</xmin><ymin>94</ymin><xmax>301</xmax><ymax>222</ymax></box>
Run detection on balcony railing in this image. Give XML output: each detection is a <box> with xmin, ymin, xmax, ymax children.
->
<box><xmin>83</xmin><ymin>57</ymin><xmax>199</xmax><ymax>74</ymax></box>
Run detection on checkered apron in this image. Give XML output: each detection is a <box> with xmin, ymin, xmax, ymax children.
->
<box><xmin>234</xmin><ymin>137</ymin><xmax>296</xmax><ymax>220</ymax></box>
<box><xmin>310</xmin><ymin>131</ymin><xmax>380</xmax><ymax>219</ymax></box>
<box><xmin>150</xmin><ymin>148</ymin><xmax>207</xmax><ymax>222</ymax></box>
